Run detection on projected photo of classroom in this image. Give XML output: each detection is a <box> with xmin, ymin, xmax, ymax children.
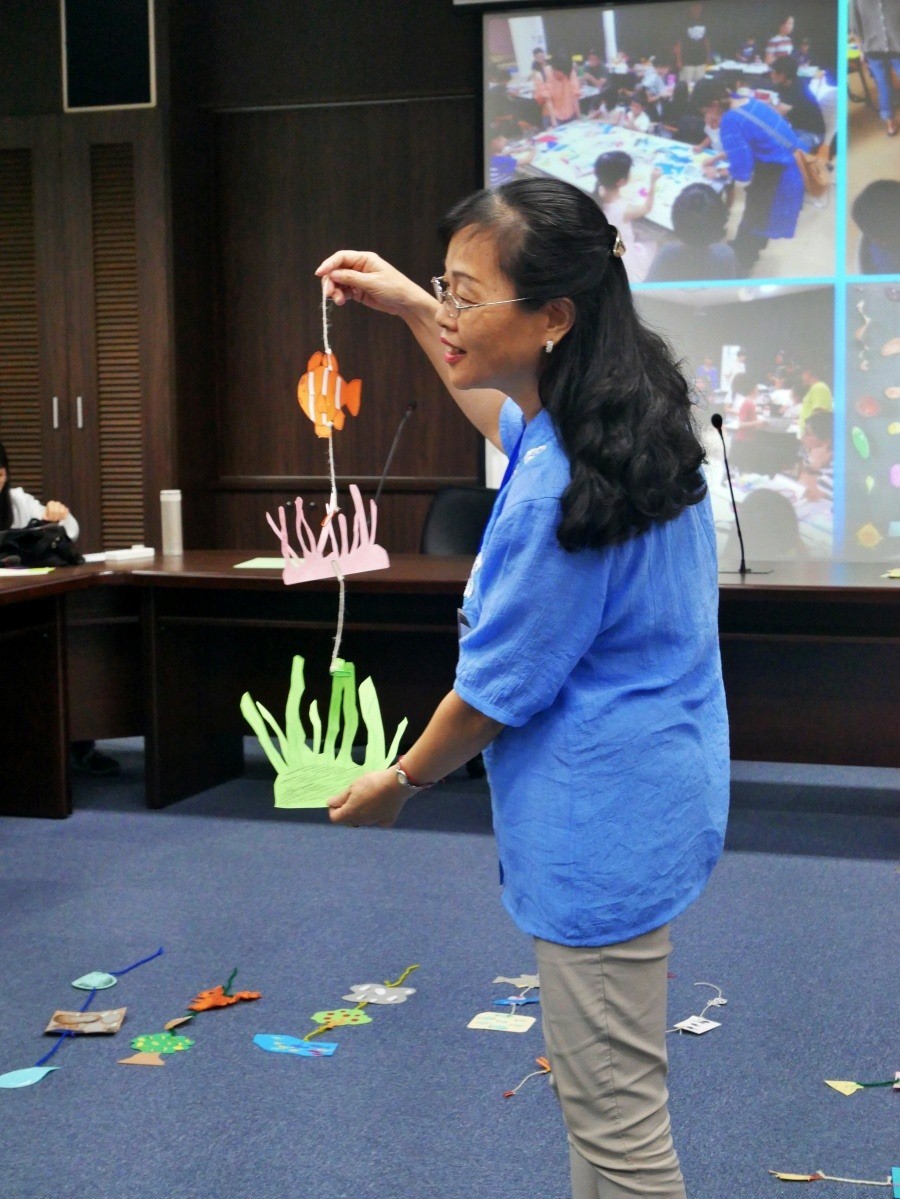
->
<box><xmin>636</xmin><ymin>285</ymin><xmax>836</xmax><ymax>564</ymax></box>
<box><xmin>484</xmin><ymin>0</ymin><xmax>837</xmax><ymax>283</ymax></box>
<box><xmin>845</xmin><ymin>282</ymin><xmax>900</xmax><ymax>557</ymax></box>
<box><xmin>847</xmin><ymin>0</ymin><xmax>900</xmax><ymax>275</ymax></box>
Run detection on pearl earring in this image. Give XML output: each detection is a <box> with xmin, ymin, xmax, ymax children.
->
<box><xmin>545</xmin><ymin>340</ymin><xmax>554</xmax><ymax>354</ymax></box>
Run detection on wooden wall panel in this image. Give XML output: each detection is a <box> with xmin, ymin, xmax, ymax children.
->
<box><xmin>0</xmin><ymin>147</ymin><xmax>43</xmax><ymax>497</ymax></box>
<box><xmin>213</xmin><ymin>97</ymin><xmax>484</xmax><ymax>550</ymax></box>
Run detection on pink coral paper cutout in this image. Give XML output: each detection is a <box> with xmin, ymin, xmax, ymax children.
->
<box><xmin>266</xmin><ymin>483</ymin><xmax>389</xmax><ymax>585</ymax></box>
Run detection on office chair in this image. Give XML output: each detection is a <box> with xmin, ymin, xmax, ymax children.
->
<box><xmin>420</xmin><ymin>486</ymin><xmax>498</xmax><ymax>556</ymax></box>
<box><xmin>420</xmin><ymin>486</ymin><xmax>498</xmax><ymax>778</ymax></box>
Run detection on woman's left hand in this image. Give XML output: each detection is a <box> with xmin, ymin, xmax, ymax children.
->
<box><xmin>328</xmin><ymin>768</ymin><xmax>408</xmax><ymax>828</ymax></box>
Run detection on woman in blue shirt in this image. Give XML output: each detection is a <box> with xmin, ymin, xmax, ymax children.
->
<box><xmin>317</xmin><ymin>177</ymin><xmax>729</xmax><ymax>1199</ymax></box>
<box><xmin>692</xmin><ymin>76</ymin><xmax>804</xmax><ymax>275</ymax></box>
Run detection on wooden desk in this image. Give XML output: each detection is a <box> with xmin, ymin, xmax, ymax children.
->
<box><xmin>2</xmin><ymin>554</ymin><xmax>898</xmax><ymax>818</ymax></box>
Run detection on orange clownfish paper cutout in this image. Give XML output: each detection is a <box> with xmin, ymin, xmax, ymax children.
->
<box><xmin>188</xmin><ymin>985</ymin><xmax>262</xmax><ymax>1012</ymax></box>
<box><xmin>297</xmin><ymin>351</ymin><xmax>361</xmax><ymax>439</ymax></box>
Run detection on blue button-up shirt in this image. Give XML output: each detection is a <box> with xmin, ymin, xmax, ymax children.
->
<box><xmin>455</xmin><ymin>400</ymin><xmax>729</xmax><ymax>946</ymax></box>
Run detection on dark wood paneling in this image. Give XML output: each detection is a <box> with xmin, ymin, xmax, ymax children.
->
<box><xmin>204</xmin><ymin>0</ymin><xmax>481</xmax><ymax>108</ymax></box>
<box><xmin>0</xmin><ymin>0</ymin><xmax>62</xmax><ymax>116</ymax></box>
<box><xmin>66</xmin><ymin>586</ymin><xmax>143</xmax><ymax>739</ymax></box>
<box><xmin>212</xmin><ymin>97</ymin><xmax>483</xmax><ymax>548</ymax></box>
<box><xmin>0</xmin><ymin>594</ymin><xmax>69</xmax><ymax>818</ymax></box>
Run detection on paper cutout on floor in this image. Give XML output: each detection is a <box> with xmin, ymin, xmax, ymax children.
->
<box><xmin>188</xmin><ymin>985</ymin><xmax>262</xmax><ymax>1012</ymax></box>
<box><xmin>164</xmin><ymin>1017</ymin><xmax>194</xmax><ymax>1032</ymax></box>
<box><xmin>493</xmin><ymin>974</ymin><xmax>540</xmax><ymax>989</ymax></box>
<box><xmin>45</xmin><ymin>1008</ymin><xmax>126</xmax><ymax>1035</ymax></box>
<box><xmin>241</xmin><ymin>655</ymin><xmax>407</xmax><ymax>809</ymax></box>
<box><xmin>71</xmin><ymin>972</ymin><xmax>118</xmax><ymax>991</ymax></box>
<box><xmin>0</xmin><ymin>1066</ymin><xmax>60</xmax><ymax>1088</ymax></box>
<box><xmin>770</xmin><ymin>1169</ymin><xmax>898</xmax><ymax>1187</ymax></box>
<box><xmin>504</xmin><ymin>1056</ymin><xmax>552</xmax><ymax>1098</ymax></box>
<box><xmin>131</xmin><ymin>1032</ymin><xmax>194</xmax><ymax>1055</ymax></box>
<box><xmin>118</xmin><ymin>1052</ymin><xmax>167</xmax><ymax>1067</ymax></box>
<box><xmin>494</xmin><ymin>995</ymin><xmax>540</xmax><ymax>1007</ymax></box>
<box><xmin>826</xmin><ymin>1079</ymin><xmax>863</xmax><ymax>1096</ymax></box>
<box><xmin>311</xmin><ymin>1008</ymin><xmax>372</xmax><ymax>1028</ymax></box>
<box><xmin>468</xmin><ymin>1012</ymin><xmax>536</xmax><ymax>1033</ymax></box>
<box><xmin>266</xmin><ymin>484</ymin><xmax>388</xmax><ymax>585</ymax></box>
<box><xmin>297</xmin><ymin>351</ymin><xmax>361</xmax><ymax>439</ymax></box>
<box><xmin>342</xmin><ymin>984</ymin><xmax>416</xmax><ymax>1005</ymax></box>
<box><xmin>881</xmin><ymin>338</ymin><xmax>900</xmax><ymax>356</ymax></box>
<box><xmin>254</xmin><ymin>1034</ymin><xmax>338</xmax><ymax>1057</ymax></box>
<box><xmin>889</xmin><ymin>423</ymin><xmax>900</xmax><ymax>434</ymax></box>
<box><xmin>672</xmin><ymin>1015</ymin><xmax>721</xmax><ymax>1035</ymax></box>
<box><xmin>856</xmin><ymin>395</ymin><xmax>881</xmax><ymax>418</ymax></box>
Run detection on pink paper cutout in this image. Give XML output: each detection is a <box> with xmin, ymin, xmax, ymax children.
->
<box><xmin>266</xmin><ymin>483</ymin><xmax>389</xmax><ymax>585</ymax></box>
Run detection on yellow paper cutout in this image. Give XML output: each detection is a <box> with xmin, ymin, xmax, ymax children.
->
<box><xmin>824</xmin><ymin>1079</ymin><xmax>863</xmax><ymax>1096</ymax></box>
<box><xmin>769</xmin><ymin>1172</ymin><xmax>821</xmax><ymax>1182</ymax></box>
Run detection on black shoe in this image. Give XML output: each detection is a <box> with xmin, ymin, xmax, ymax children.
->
<box><xmin>72</xmin><ymin>747</ymin><xmax>121</xmax><ymax>777</ymax></box>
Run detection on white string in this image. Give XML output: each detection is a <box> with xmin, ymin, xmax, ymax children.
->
<box><xmin>330</xmin><ymin>559</ymin><xmax>346</xmax><ymax>671</ymax></box>
<box><xmin>321</xmin><ymin>282</ymin><xmax>332</xmax><ymax>354</ymax></box>
<box><xmin>326</xmin><ymin>431</ymin><xmax>338</xmax><ymax>517</ymax></box>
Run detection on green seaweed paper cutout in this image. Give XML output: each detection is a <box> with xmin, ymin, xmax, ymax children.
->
<box><xmin>240</xmin><ymin>656</ymin><xmax>408</xmax><ymax>809</ymax></box>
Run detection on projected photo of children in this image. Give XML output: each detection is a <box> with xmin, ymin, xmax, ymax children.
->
<box><xmin>483</xmin><ymin>0</ymin><xmax>837</xmax><ymax>283</ymax></box>
<box><xmin>847</xmin><ymin>0</ymin><xmax>900</xmax><ymax>274</ymax></box>
<box><xmin>636</xmin><ymin>285</ymin><xmax>835</xmax><ymax>564</ymax></box>
<box><xmin>845</xmin><ymin>283</ymin><xmax>900</xmax><ymax>559</ymax></box>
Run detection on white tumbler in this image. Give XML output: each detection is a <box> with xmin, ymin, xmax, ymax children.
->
<box><xmin>160</xmin><ymin>489</ymin><xmax>183</xmax><ymax>555</ymax></box>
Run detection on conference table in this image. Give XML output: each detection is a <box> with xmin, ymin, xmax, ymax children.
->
<box><xmin>1</xmin><ymin>552</ymin><xmax>897</xmax><ymax>819</ymax></box>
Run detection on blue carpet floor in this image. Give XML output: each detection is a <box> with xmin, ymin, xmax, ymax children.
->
<box><xmin>0</xmin><ymin>742</ymin><xmax>897</xmax><ymax>1199</ymax></box>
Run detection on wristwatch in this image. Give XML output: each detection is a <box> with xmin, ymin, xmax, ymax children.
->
<box><xmin>394</xmin><ymin>756</ymin><xmax>438</xmax><ymax>792</ymax></box>
<box><xmin>395</xmin><ymin>764</ymin><xmax>425</xmax><ymax>793</ymax></box>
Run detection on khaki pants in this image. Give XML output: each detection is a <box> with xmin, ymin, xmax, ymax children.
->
<box><xmin>534</xmin><ymin>925</ymin><xmax>686</xmax><ymax>1199</ymax></box>
<box><xmin>679</xmin><ymin>64</ymin><xmax>707</xmax><ymax>86</ymax></box>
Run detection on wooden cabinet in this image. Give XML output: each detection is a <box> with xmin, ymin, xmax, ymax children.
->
<box><xmin>0</xmin><ymin>111</ymin><xmax>173</xmax><ymax>553</ymax></box>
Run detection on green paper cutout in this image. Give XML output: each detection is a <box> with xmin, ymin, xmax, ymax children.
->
<box><xmin>233</xmin><ymin>557</ymin><xmax>286</xmax><ymax>569</ymax></box>
<box><xmin>852</xmin><ymin>426</ymin><xmax>871</xmax><ymax>459</ymax></box>
<box><xmin>311</xmin><ymin>1008</ymin><xmax>372</xmax><ymax>1027</ymax></box>
<box><xmin>71</xmin><ymin>972</ymin><xmax>118</xmax><ymax>991</ymax></box>
<box><xmin>131</xmin><ymin>1033</ymin><xmax>194</xmax><ymax>1055</ymax></box>
<box><xmin>240</xmin><ymin>656</ymin><xmax>408</xmax><ymax>808</ymax></box>
<box><xmin>0</xmin><ymin>1066</ymin><xmax>60</xmax><ymax>1088</ymax></box>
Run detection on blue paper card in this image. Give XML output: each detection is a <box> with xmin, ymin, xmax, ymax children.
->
<box><xmin>493</xmin><ymin>995</ymin><xmax>540</xmax><ymax>1007</ymax></box>
<box><xmin>253</xmin><ymin>1034</ymin><xmax>338</xmax><ymax>1058</ymax></box>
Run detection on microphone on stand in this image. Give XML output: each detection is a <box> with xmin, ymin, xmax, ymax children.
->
<box><xmin>374</xmin><ymin>401</ymin><xmax>418</xmax><ymax>508</ymax></box>
<box><xmin>710</xmin><ymin>413</ymin><xmax>772</xmax><ymax>576</ymax></box>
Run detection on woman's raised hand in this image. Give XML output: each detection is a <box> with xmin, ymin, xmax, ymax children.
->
<box><xmin>315</xmin><ymin>251</ymin><xmax>428</xmax><ymax>317</ymax></box>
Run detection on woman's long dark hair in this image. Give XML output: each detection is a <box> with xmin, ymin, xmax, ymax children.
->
<box><xmin>438</xmin><ymin>177</ymin><xmax>707</xmax><ymax>551</ymax></box>
<box><xmin>0</xmin><ymin>442</ymin><xmax>11</xmax><ymax>532</ymax></box>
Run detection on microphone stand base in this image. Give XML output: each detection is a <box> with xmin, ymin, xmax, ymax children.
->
<box><xmin>717</xmin><ymin>566</ymin><xmax>775</xmax><ymax>575</ymax></box>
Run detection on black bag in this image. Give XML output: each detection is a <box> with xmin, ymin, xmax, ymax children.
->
<box><xmin>0</xmin><ymin>519</ymin><xmax>85</xmax><ymax>567</ymax></box>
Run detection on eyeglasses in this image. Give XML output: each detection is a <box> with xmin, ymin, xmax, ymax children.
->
<box><xmin>431</xmin><ymin>276</ymin><xmax>527</xmax><ymax>316</ymax></box>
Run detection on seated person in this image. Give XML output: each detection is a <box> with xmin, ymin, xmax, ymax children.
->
<box><xmin>488</xmin><ymin>119</ymin><xmax>535</xmax><ymax>187</ymax></box>
<box><xmin>634</xmin><ymin>58</ymin><xmax>668</xmax><ymax>105</ymax></box>
<box><xmin>646</xmin><ymin>182</ymin><xmax>737</xmax><ymax>281</ymax></box>
<box><xmin>796</xmin><ymin>409</ymin><xmax>833</xmax><ymax>502</ymax></box>
<box><xmin>797</xmin><ymin>364</ymin><xmax>833</xmax><ymax>437</ymax></box>
<box><xmin>594</xmin><ymin>150</ymin><xmax>661</xmax><ymax>282</ymax></box>
<box><xmin>852</xmin><ymin>180</ymin><xmax>900</xmax><ymax>274</ymax></box>
<box><xmin>722</xmin><ymin>487</ymin><xmax>803</xmax><ymax>565</ymax></box>
<box><xmin>581</xmin><ymin>48</ymin><xmax>607</xmax><ymax>88</ymax></box>
<box><xmin>621</xmin><ymin>87</ymin><xmax>654</xmax><ymax>132</ymax></box>
<box><xmin>769</xmin><ymin>55</ymin><xmax>825</xmax><ymax>152</ymax></box>
<box><xmin>0</xmin><ymin>440</ymin><xmax>118</xmax><ymax>776</ymax></box>
<box><xmin>738</xmin><ymin>36</ymin><xmax>761</xmax><ymax>63</ymax></box>
<box><xmin>697</xmin><ymin>353</ymin><xmax>720</xmax><ymax>393</ymax></box>
<box><xmin>796</xmin><ymin>36</ymin><xmax>812</xmax><ymax>67</ymax></box>
<box><xmin>730</xmin><ymin>375</ymin><xmax>764</xmax><ymax>443</ymax></box>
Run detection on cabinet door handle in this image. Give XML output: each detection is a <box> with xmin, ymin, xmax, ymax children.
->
<box><xmin>76</xmin><ymin>396</ymin><xmax>83</xmax><ymax>429</ymax></box>
<box><xmin>52</xmin><ymin>396</ymin><xmax>59</xmax><ymax>429</ymax></box>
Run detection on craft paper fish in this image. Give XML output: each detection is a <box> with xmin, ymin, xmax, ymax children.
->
<box><xmin>297</xmin><ymin>351</ymin><xmax>361</xmax><ymax>438</ymax></box>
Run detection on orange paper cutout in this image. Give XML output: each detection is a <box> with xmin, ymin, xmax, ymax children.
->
<box><xmin>298</xmin><ymin>351</ymin><xmax>361</xmax><ymax>438</ymax></box>
<box><xmin>187</xmin><ymin>985</ymin><xmax>261</xmax><ymax>1012</ymax></box>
